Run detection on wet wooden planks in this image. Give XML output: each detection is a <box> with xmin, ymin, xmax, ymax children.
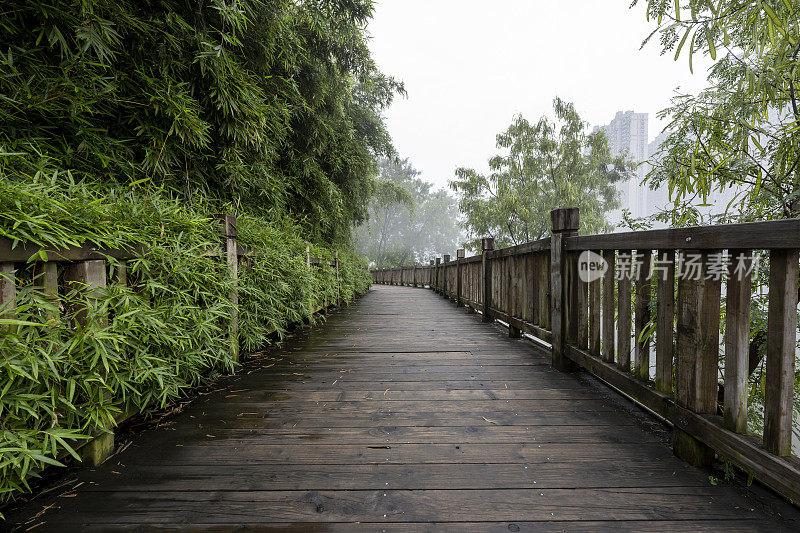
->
<box><xmin>7</xmin><ymin>284</ymin><xmax>800</xmax><ymax>531</ymax></box>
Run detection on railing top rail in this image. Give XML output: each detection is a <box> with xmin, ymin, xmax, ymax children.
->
<box><xmin>487</xmin><ymin>237</ymin><xmax>551</xmax><ymax>259</ymax></box>
<box><xmin>566</xmin><ymin>218</ymin><xmax>800</xmax><ymax>251</ymax></box>
<box><xmin>0</xmin><ymin>236</ymin><xmax>260</xmax><ymax>263</ymax></box>
<box><xmin>0</xmin><ymin>236</ymin><xmax>145</xmax><ymax>263</ymax></box>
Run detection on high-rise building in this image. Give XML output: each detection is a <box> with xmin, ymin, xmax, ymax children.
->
<box><xmin>593</xmin><ymin>111</ymin><xmax>650</xmax><ymax>221</ymax></box>
<box><xmin>597</xmin><ymin>110</ymin><xmax>649</xmax><ymax>163</ymax></box>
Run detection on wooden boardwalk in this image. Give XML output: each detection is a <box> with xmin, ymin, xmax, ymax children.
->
<box><xmin>8</xmin><ymin>284</ymin><xmax>800</xmax><ymax>531</ymax></box>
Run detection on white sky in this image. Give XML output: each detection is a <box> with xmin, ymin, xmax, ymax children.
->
<box><xmin>368</xmin><ymin>0</ymin><xmax>713</xmax><ymax>190</ymax></box>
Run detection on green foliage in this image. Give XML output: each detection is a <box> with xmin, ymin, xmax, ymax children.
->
<box><xmin>450</xmin><ymin>98</ymin><xmax>631</xmax><ymax>250</ymax></box>
<box><xmin>0</xmin><ymin>0</ymin><xmax>383</xmax><ymax>504</ymax></box>
<box><xmin>0</xmin><ymin>0</ymin><xmax>403</xmax><ymax>243</ymax></box>
<box><xmin>633</xmin><ymin>0</ymin><xmax>800</xmax><ymax>223</ymax></box>
<box><xmin>0</xmin><ymin>0</ymin><xmax>382</xmax><ymax>505</ymax></box>
<box><xmin>355</xmin><ymin>158</ymin><xmax>462</xmax><ymax>267</ymax></box>
<box><xmin>0</xmin><ymin>167</ymin><xmax>369</xmax><ymax>505</ymax></box>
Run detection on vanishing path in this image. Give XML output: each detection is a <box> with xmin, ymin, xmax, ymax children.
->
<box><xmin>8</xmin><ymin>284</ymin><xmax>800</xmax><ymax>531</ymax></box>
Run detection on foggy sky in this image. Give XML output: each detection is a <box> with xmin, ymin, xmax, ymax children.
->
<box><xmin>368</xmin><ymin>0</ymin><xmax>714</xmax><ymax>190</ymax></box>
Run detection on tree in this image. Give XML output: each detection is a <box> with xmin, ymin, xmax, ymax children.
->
<box><xmin>633</xmin><ymin>0</ymin><xmax>800</xmax><ymax>224</ymax></box>
<box><xmin>0</xmin><ymin>0</ymin><xmax>403</xmax><ymax>244</ymax></box>
<box><xmin>634</xmin><ymin>1</ymin><xmax>800</xmax><ymax>445</ymax></box>
<box><xmin>449</xmin><ymin>98</ymin><xmax>630</xmax><ymax>250</ymax></box>
<box><xmin>355</xmin><ymin>158</ymin><xmax>462</xmax><ymax>267</ymax></box>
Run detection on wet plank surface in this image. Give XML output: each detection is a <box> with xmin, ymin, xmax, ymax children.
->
<box><xmin>7</xmin><ymin>284</ymin><xmax>800</xmax><ymax>531</ymax></box>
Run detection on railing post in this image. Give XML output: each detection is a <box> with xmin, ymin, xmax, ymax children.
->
<box><xmin>482</xmin><ymin>237</ymin><xmax>494</xmax><ymax>323</ymax></box>
<box><xmin>429</xmin><ymin>259</ymin><xmax>434</xmax><ymax>288</ymax></box>
<box><xmin>550</xmin><ymin>207</ymin><xmax>579</xmax><ymax>372</ymax></box>
<box><xmin>673</xmin><ymin>251</ymin><xmax>721</xmax><ymax>466</ymax></box>
<box><xmin>217</xmin><ymin>215</ymin><xmax>239</xmax><ymax>362</ymax></box>
<box><xmin>435</xmin><ymin>257</ymin><xmax>441</xmax><ymax>293</ymax></box>
<box><xmin>0</xmin><ymin>262</ymin><xmax>16</xmax><ymax>320</ymax></box>
<box><xmin>655</xmin><ymin>250</ymin><xmax>675</xmax><ymax>392</ymax></box>
<box><xmin>723</xmin><ymin>250</ymin><xmax>750</xmax><ymax>433</ymax></box>
<box><xmin>413</xmin><ymin>263</ymin><xmax>418</xmax><ymax>287</ymax></box>
<box><xmin>33</xmin><ymin>262</ymin><xmax>59</xmax><ymax>320</ymax></box>
<box><xmin>764</xmin><ymin>249</ymin><xmax>799</xmax><ymax>455</ymax></box>
<box><xmin>64</xmin><ymin>260</ymin><xmax>107</xmax><ymax>327</ymax></box>
<box><xmin>634</xmin><ymin>250</ymin><xmax>652</xmax><ymax>381</ymax></box>
<box><xmin>443</xmin><ymin>254</ymin><xmax>451</xmax><ymax>298</ymax></box>
<box><xmin>601</xmin><ymin>250</ymin><xmax>615</xmax><ymax>364</ymax></box>
<box><xmin>334</xmin><ymin>251</ymin><xmax>340</xmax><ymax>304</ymax></box>
<box><xmin>306</xmin><ymin>243</ymin><xmax>315</xmax><ymax>321</ymax></box>
<box><xmin>64</xmin><ymin>258</ymin><xmax>112</xmax><ymax>465</ymax></box>
<box><xmin>456</xmin><ymin>249</ymin><xmax>465</xmax><ymax>306</ymax></box>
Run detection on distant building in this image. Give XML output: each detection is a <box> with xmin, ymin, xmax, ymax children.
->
<box><xmin>593</xmin><ymin>111</ymin><xmax>650</xmax><ymax>222</ymax></box>
<box><xmin>597</xmin><ymin>110</ymin><xmax>649</xmax><ymax>163</ymax></box>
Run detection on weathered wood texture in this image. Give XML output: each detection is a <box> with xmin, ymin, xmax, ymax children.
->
<box><xmin>655</xmin><ymin>250</ymin><xmax>675</xmax><ymax>393</ymax></box>
<box><xmin>371</xmin><ymin>211</ymin><xmax>800</xmax><ymax>507</ymax></box>
<box><xmin>616</xmin><ymin>250</ymin><xmax>632</xmax><ymax>372</ymax></box>
<box><xmin>7</xmin><ymin>284</ymin><xmax>798</xmax><ymax>530</ymax></box>
<box><xmin>724</xmin><ymin>250</ymin><xmax>750</xmax><ymax>433</ymax></box>
<box><xmin>601</xmin><ymin>250</ymin><xmax>615</xmax><ymax>364</ymax></box>
<box><xmin>482</xmin><ymin>238</ymin><xmax>494</xmax><ymax>322</ymax></box>
<box><xmin>764</xmin><ymin>249</ymin><xmax>799</xmax><ymax>456</ymax></box>
<box><xmin>551</xmin><ymin>207</ymin><xmax>579</xmax><ymax>372</ymax></box>
<box><xmin>634</xmin><ymin>250</ymin><xmax>652</xmax><ymax>382</ymax></box>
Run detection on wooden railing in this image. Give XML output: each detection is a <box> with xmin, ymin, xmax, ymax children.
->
<box><xmin>1</xmin><ymin>214</ymin><xmax>344</xmax><ymax>467</ymax></box>
<box><xmin>371</xmin><ymin>207</ymin><xmax>800</xmax><ymax>505</ymax></box>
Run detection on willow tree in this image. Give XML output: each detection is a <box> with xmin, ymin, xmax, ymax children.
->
<box><xmin>634</xmin><ymin>0</ymin><xmax>800</xmax><ymax>224</ymax></box>
<box><xmin>634</xmin><ymin>1</ymin><xmax>800</xmax><ymax>444</ymax></box>
<box><xmin>450</xmin><ymin>98</ymin><xmax>630</xmax><ymax>249</ymax></box>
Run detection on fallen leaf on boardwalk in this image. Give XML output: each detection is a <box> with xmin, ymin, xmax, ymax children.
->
<box><xmin>384</xmin><ymin>389</ymin><xmax>389</xmax><ymax>395</ymax></box>
<box><xmin>205</xmin><ymin>434</ymin><xmax>215</xmax><ymax>438</ymax></box>
<box><xmin>224</xmin><ymin>395</ymin><xmax>238</xmax><ymax>398</ymax></box>
<box><xmin>482</xmin><ymin>416</ymin><xmax>498</xmax><ymax>425</ymax></box>
<box><xmin>332</xmin><ymin>380</ymin><xmax>338</xmax><ymax>385</ymax></box>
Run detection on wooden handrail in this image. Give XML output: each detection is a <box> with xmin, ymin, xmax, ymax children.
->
<box><xmin>565</xmin><ymin>218</ymin><xmax>800</xmax><ymax>250</ymax></box>
<box><xmin>370</xmin><ymin>210</ymin><xmax>800</xmax><ymax>505</ymax></box>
